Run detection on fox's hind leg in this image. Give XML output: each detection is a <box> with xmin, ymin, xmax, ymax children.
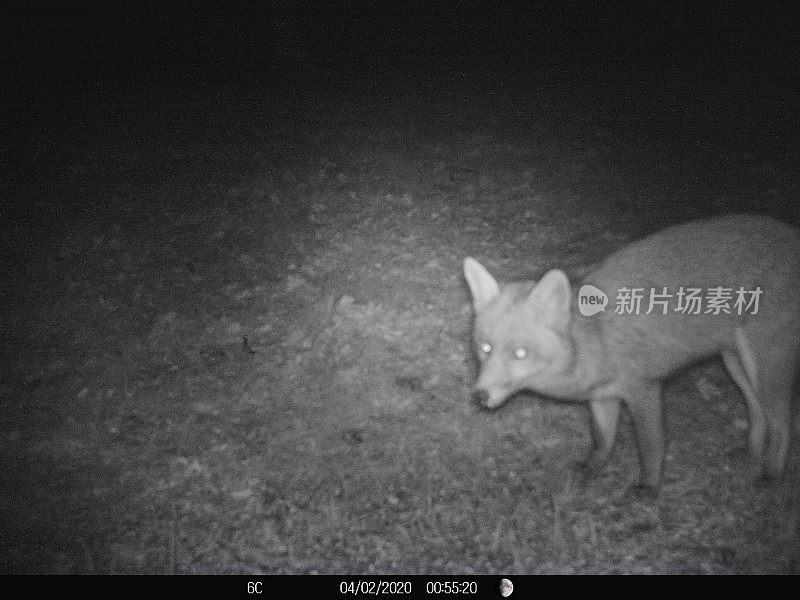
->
<box><xmin>734</xmin><ymin>325</ymin><xmax>799</xmax><ymax>480</ymax></box>
<box><xmin>722</xmin><ymin>349</ymin><xmax>766</xmax><ymax>475</ymax></box>
<box><xmin>758</xmin><ymin>352</ymin><xmax>797</xmax><ymax>479</ymax></box>
<box><xmin>764</xmin><ymin>392</ymin><xmax>791</xmax><ymax>480</ymax></box>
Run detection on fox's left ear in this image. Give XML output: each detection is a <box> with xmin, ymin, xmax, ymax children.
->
<box><xmin>464</xmin><ymin>257</ymin><xmax>500</xmax><ymax>309</ymax></box>
<box><xmin>527</xmin><ymin>269</ymin><xmax>572</xmax><ymax>328</ymax></box>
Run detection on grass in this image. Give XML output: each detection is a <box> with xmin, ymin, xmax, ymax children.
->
<box><xmin>2</xmin><ymin>74</ymin><xmax>798</xmax><ymax>574</ymax></box>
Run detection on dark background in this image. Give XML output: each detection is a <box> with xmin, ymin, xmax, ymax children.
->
<box><xmin>4</xmin><ymin>1</ymin><xmax>798</xmax><ymax>215</ymax></box>
<box><xmin>4</xmin><ymin>2</ymin><xmax>797</xmax><ymax>113</ymax></box>
<box><xmin>2</xmin><ymin>0</ymin><xmax>799</xmax><ymax>575</ymax></box>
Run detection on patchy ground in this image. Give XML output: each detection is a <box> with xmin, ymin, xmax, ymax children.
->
<box><xmin>3</xmin><ymin>73</ymin><xmax>799</xmax><ymax>573</ymax></box>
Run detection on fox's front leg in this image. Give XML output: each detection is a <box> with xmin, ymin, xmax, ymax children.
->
<box><xmin>626</xmin><ymin>384</ymin><xmax>665</xmax><ymax>498</ymax></box>
<box><xmin>579</xmin><ymin>397</ymin><xmax>622</xmax><ymax>478</ymax></box>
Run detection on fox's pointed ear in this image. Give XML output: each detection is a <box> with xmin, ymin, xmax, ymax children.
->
<box><xmin>463</xmin><ymin>257</ymin><xmax>500</xmax><ymax>309</ymax></box>
<box><xmin>527</xmin><ymin>269</ymin><xmax>572</xmax><ymax>328</ymax></box>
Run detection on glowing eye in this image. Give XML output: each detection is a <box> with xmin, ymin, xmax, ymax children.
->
<box><xmin>514</xmin><ymin>347</ymin><xmax>528</xmax><ymax>359</ymax></box>
<box><xmin>480</xmin><ymin>343</ymin><xmax>492</xmax><ymax>355</ymax></box>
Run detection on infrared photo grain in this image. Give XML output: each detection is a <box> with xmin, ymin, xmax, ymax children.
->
<box><xmin>3</xmin><ymin>1</ymin><xmax>798</xmax><ymax>585</ymax></box>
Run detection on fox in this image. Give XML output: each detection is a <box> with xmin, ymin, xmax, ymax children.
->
<box><xmin>464</xmin><ymin>214</ymin><xmax>799</xmax><ymax>496</ymax></box>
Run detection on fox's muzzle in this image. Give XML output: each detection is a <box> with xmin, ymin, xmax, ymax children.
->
<box><xmin>470</xmin><ymin>386</ymin><xmax>510</xmax><ymax>411</ymax></box>
<box><xmin>471</xmin><ymin>388</ymin><xmax>492</xmax><ymax>410</ymax></box>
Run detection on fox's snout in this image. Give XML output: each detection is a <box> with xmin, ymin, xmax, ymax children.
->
<box><xmin>471</xmin><ymin>388</ymin><xmax>492</xmax><ymax>410</ymax></box>
<box><xmin>470</xmin><ymin>385</ymin><xmax>511</xmax><ymax>411</ymax></box>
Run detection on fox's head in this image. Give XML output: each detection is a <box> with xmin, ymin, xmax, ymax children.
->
<box><xmin>463</xmin><ymin>257</ymin><xmax>577</xmax><ymax>410</ymax></box>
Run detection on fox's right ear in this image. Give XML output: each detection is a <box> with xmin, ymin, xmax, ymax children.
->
<box><xmin>463</xmin><ymin>257</ymin><xmax>500</xmax><ymax>309</ymax></box>
<box><xmin>527</xmin><ymin>269</ymin><xmax>572</xmax><ymax>329</ymax></box>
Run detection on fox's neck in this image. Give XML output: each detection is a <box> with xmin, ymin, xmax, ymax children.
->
<box><xmin>563</xmin><ymin>313</ymin><xmax>613</xmax><ymax>399</ymax></box>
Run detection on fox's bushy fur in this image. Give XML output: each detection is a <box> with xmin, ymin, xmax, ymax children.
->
<box><xmin>465</xmin><ymin>214</ymin><xmax>799</xmax><ymax>495</ymax></box>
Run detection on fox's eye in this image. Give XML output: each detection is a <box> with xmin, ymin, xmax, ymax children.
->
<box><xmin>480</xmin><ymin>342</ymin><xmax>492</xmax><ymax>355</ymax></box>
<box><xmin>514</xmin><ymin>347</ymin><xmax>528</xmax><ymax>359</ymax></box>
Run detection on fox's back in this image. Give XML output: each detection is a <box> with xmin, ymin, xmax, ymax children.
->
<box><xmin>583</xmin><ymin>214</ymin><xmax>800</xmax><ymax>377</ymax></box>
<box><xmin>589</xmin><ymin>215</ymin><xmax>799</xmax><ymax>295</ymax></box>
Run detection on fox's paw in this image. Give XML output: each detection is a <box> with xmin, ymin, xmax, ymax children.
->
<box><xmin>743</xmin><ymin>461</ymin><xmax>778</xmax><ymax>487</ymax></box>
<box><xmin>753</xmin><ymin>472</ymin><xmax>778</xmax><ymax>488</ymax></box>
<box><xmin>724</xmin><ymin>445</ymin><xmax>749</xmax><ymax>461</ymax></box>
<box><xmin>573</xmin><ymin>457</ymin><xmax>607</xmax><ymax>483</ymax></box>
<box><xmin>626</xmin><ymin>484</ymin><xmax>659</xmax><ymax>500</ymax></box>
